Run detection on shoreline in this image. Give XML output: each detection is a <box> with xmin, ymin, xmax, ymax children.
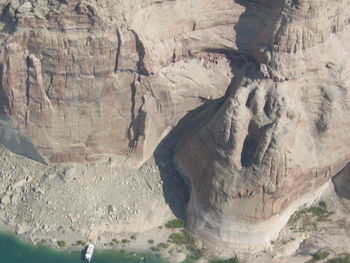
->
<box><xmin>1</xmin><ymin>147</ymin><xmax>350</xmax><ymax>263</ymax></box>
<box><xmin>0</xmin><ymin>224</ymin><xmax>191</xmax><ymax>263</ymax></box>
<box><xmin>0</xmin><ymin>230</ymin><xmax>170</xmax><ymax>263</ymax></box>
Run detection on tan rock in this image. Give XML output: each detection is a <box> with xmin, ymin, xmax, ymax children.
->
<box><xmin>0</xmin><ymin>0</ymin><xmax>349</xmax><ymax>255</ymax></box>
<box><xmin>0</xmin><ymin>0</ymin><xmax>234</xmax><ymax>166</ymax></box>
<box><xmin>0</xmin><ymin>195</ymin><xmax>10</xmax><ymax>205</ymax></box>
<box><xmin>173</xmin><ymin>0</ymin><xmax>350</xmax><ymax>253</ymax></box>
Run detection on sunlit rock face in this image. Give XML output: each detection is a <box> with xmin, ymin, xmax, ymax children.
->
<box><xmin>0</xmin><ymin>0</ymin><xmax>350</xmax><ymax>253</ymax></box>
<box><xmin>174</xmin><ymin>0</ymin><xmax>350</xmax><ymax>253</ymax></box>
<box><xmin>0</xmin><ymin>0</ymin><xmax>236</xmax><ymax>164</ymax></box>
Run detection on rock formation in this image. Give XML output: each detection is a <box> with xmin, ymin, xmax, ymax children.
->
<box><xmin>174</xmin><ymin>0</ymin><xmax>350</xmax><ymax>253</ymax></box>
<box><xmin>333</xmin><ymin>163</ymin><xmax>350</xmax><ymax>200</ymax></box>
<box><xmin>0</xmin><ymin>0</ymin><xmax>234</xmax><ymax>165</ymax></box>
<box><xmin>0</xmin><ymin>0</ymin><xmax>349</xmax><ymax>254</ymax></box>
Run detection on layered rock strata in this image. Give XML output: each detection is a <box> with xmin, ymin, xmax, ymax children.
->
<box><xmin>0</xmin><ymin>0</ymin><xmax>349</xmax><ymax>254</ymax></box>
<box><xmin>174</xmin><ymin>0</ymin><xmax>350</xmax><ymax>252</ymax></box>
<box><xmin>0</xmin><ymin>0</ymin><xmax>235</xmax><ymax>165</ymax></box>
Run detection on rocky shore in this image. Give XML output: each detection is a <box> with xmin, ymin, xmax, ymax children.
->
<box><xmin>1</xmin><ymin>145</ymin><xmax>350</xmax><ymax>263</ymax></box>
<box><xmin>0</xmin><ymin>0</ymin><xmax>350</xmax><ymax>261</ymax></box>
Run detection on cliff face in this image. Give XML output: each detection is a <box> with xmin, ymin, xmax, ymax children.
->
<box><xmin>174</xmin><ymin>0</ymin><xmax>350</xmax><ymax>252</ymax></box>
<box><xmin>0</xmin><ymin>0</ymin><xmax>235</xmax><ymax>164</ymax></box>
<box><xmin>0</xmin><ymin>0</ymin><xmax>350</xmax><ymax>253</ymax></box>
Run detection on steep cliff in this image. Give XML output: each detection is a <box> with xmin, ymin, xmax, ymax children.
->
<box><xmin>174</xmin><ymin>0</ymin><xmax>350</xmax><ymax>252</ymax></box>
<box><xmin>0</xmin><ymin>0</ymin><xmax>235</xmax><ymax>165</ymax></box>
<box><xmin>0</xmin><ymin>0</ymin><xmax>349</xmax><ymax>254</ymax></box>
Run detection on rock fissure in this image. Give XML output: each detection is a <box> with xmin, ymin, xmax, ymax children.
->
<box><xmin>114</xmin><ymin>28</ymin><xmax>122</xmax><ymax>73</ymax></box>
<box><xmin>0</xmin><ymin>0</ymin><xmax>349</xmax><ymax>256</ymax></box>
<box><xmin>131</xmin><ymin>30</ymin><xmax>150</xmax><ymax>76</ymax></box>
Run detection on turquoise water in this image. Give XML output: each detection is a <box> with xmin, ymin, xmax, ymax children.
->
<box><xmin>0</xmin><ymin>232</ymin><xmax>168</xmax><ymax>263</ymax></box>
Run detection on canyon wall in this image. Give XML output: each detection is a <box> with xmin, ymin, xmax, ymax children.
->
<box><xmin>174</xmin><ymin>0</ymin><xmax>350</xmax><ymax>252</ymax></box>
<box><xmin>0</xmin><ymin>0</ymin><xmax>350</xmax><ymax>253</ymax></box>
<box><xmin>0</xmin><ymin>0</ymin><xmax>236</xmax><ymax>165</ymax></box>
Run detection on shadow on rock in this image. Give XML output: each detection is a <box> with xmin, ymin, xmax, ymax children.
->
<box><xmin>153</xmin><ymin>96</ymin><xmax>225</xmax><ymax>219</ymax></box>
<box><xmin>332</xmin><ymin>162</ymin><xmax>350</xmax><ymax>200</ymax></box>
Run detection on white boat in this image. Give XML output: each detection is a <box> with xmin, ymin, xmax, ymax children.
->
<box><xmin>84</xmin><ymin>244</ymin><xmax>94</xmax><ymax>262</ymax></box>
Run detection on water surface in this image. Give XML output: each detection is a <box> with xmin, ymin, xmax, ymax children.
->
<box><xmin>0</xmin><ymin>232</ymin><xmax>168</xmax><ymax>263</ymax></box>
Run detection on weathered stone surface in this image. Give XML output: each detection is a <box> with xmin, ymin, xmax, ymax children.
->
<box><xmin>0</xmin><ymin>0</ymin><xmax>349</xmax><ymax>254</ymax></box>
<box><xmin>0</xmin><ymin>0</ymin><xmax>234</xmax><ymax>165</ymax></box>
<box><xmin>174</xmin><ymin>0</ymin><xmax>350</xmax><ymax>253</ymax></box>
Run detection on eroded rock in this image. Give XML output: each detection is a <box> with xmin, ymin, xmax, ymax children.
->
<box><xmin>0</xmin><ymin>0</ymin><xmax>349</xmax><ymax>254</ymax></box>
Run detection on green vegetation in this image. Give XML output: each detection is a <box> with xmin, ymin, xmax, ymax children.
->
<box><xmin>319</xmin><ymin>201</ymin><xmax>327</xmax><ymax>209</ymax></box>
<box><xmin>121</xmin><ymin>239</ymin><xmax>130</xmax><ymax>244</ymax></box>
<box><xmin>165</xmin><ymin>219</ymin><xmax>185</xmax><ymax>229</ymax></box>
<box><xmin>313</xmin><ymin>251</ymin><xmax>330</xmax><ymax>260</ymax></box>
<box><xmin>307</xmin><ymin>251</ymin><xmax>330</xmax><ymax>263</ymax></box>
<box><xmin>168</xmin><ymin>230</ymin><xmax>195</xmax><ymax>246</ymax></box>
<box><xmin>168</xmin><ymin>229</ymin><xmax>204</xmax><ymax>260</ymax></box>
<box><xmin>75</xmin><ymin>240</ymin><xmax>86</xmax><ymax>246</ymax></box>
<box><xmin>111</xmin><ymin>238</ymin><xmax>119</xmax><ymax>244</ymax></box>
<box><xmin>326</xmin><ymin>254</ymin><xmax>350</xmax><ymax>263</ymax></box>
<box><xmin>151</xmin><ymin>246</ymin><xmax>161</xmax><ymax>252</ymax></box>
<box><xmin>157</xmin><ymin>242</ymin><xmax>169</xmax><ymax>249</ymax></box>
<box><xmin>148</xmin><ymin>239</ymin><xmax>154</xmax><ymax>244</ymax></box>
<box><xmin>188</xmin><ymin>248</ymin><xmax>204</xmax><ymax>260</ymax></box>
<box><xmin>130</xmin><ymin>234</ymin><xmax>137</xmax><ymax>240</ymax></box>
<box><xmin>209</xmin><ymin>256</ymin><xmax>240</xmax><ymax>263</ymax></box>
<box><xmin>57</xmin><ymin>240</ymin><xmax>66</xmax><ymax>248</ymax></box>
<box><xmin>288</xmin><ymin>201</ymin><xmax>334</xmax><ymax>231</ymax></box>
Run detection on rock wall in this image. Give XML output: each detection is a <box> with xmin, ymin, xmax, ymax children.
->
<box><xmin>174</xmin><ymin>0</ymin><xmax>350</xmax><ymax>253</ymax></box>
<box><xmin>333</xmin><ymin>163</ymin><xmax>350</xmax><ymax>200</ymax></box>
<box><xmin>0</xmin><ymin>0</ymin><xmax>350</xmax><ymax>254</ymax></box>
<box><xmin>0</xmin><ymin>0</ymin><xmax>235</xmax><ymax>165</ymax></box>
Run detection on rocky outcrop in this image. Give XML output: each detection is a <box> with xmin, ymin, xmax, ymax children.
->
<box><xmin>333</xmin><ymin>163</ymin><xmax>350</xmax><ymax>200</ymax></box>
<box><xmin>174</xmin><ymin>0</ymin><xmax>350</xmax><ymax>253</ymax></box>
<box><xmin>0</xmin><ymin>0</ymin><xmax>235</xmax><ymax>165</ymax></box>
<box><xmin>0</xmin><ymin>0</ymin><xmax>349</xmax><ymax>254</ymax></box>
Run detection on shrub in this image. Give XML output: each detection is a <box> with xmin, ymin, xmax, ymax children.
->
<box><xmin>148</xmin><ymin>239</ymin><xmax>154</xmax><ymax>244</ymax></box>
<box><xmin>165</xmin><ymin>219</ymin><xmax>184</xmax><ymax>229</ymax></box>
<box><xmin>209</xmin><ymin>255</ymin><xmax>240</xmax><ymax>263</ymax></box>
<box><xmin>319</xmin><ymin>201</ymin><xmax>327</xmax><ymax>209</ymax></box>
<box><xmin>157</xmin><ymin>242</ymin><xmax>169</xmax><ymax>249</ymax></box>
<box><xmin>288</xmin><ymin>201</ymin><xmax>334</xmax><ymax>230</ymax></box>
<box><xmin>312</xmin><ymin>251</ymin><xmax>330</xmax><ymax>260</ymax></box>
<box><xmin>151</xmin><ymin>246</ymin><xmax>161</xmax><ymax>252</ymax></box>
<box><xmin>188</xmin><ymin>248</ymin><xmax>204</xmax><ymax>260</ymax></box>
<box><xmin>131</xmin><ymin>234</ymin><xmax>137</xmax><ymax>240</ymax></box>
<box><xmin>121</xmin><ymin>239</ymin><xmax>130</xmax><ymax>244</ymax></box>
<box><xmin>168</xmin><ymin>229</ymin><xmax>195</xmax><ymax>247</ymax></box>
<box><xmin>76</xmin><ymin>240</ymin><xmax>86</xmax><ymax>246</ymax></box>
<box><xmin>57</xmin><ymin>240</ymin><xmax>66</xmax><ymax>248</ymax></box>
<box><xmin>168</xmin><ymin>229</ymin><xmax>204</xmax><ymax>258</ymax></box>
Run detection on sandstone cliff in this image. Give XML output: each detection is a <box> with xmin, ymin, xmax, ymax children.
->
<box><xmin>0</xmin><ymin>0</ymin><xmax>349</xmax><ymax>254</ymax></box>
<box><xmin>174</xmin><ymin>0</ymin><xmax>350</xmax><ymax>252</ymax></box>
<box><xmin>0</xmin><ymin>0</ymin><xmax>234</xmax><ymax>165</ymax></box>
